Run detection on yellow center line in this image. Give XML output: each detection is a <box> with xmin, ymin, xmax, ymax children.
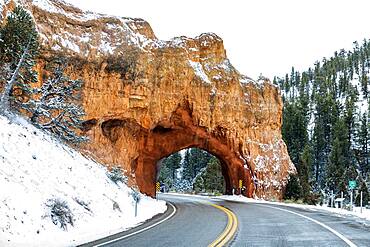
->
<box><xmin>208</xmin><ymin>203</ymin><xmax>238</xmax><ymax>247</ymax></box>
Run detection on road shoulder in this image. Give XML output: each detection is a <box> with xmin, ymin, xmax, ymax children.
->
<box><xmin>78</xmin><ymin>202</ymin><xmax>176</xmax><ymax>247</ymax></box>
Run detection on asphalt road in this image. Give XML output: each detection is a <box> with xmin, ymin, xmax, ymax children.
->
<box><xmin>219</xmin><ymin>199</ymin><xmax>370</xmax><ymax>246</ymax></box>
<box><xmin>82</xmin><ymin>194</ymin><xmax>370</xmax><ymax>247</ymax></box>
<box><xmin>82</xmin><ymin>193</ymin><xmax>229</xmax><ymax>247</ymax></box>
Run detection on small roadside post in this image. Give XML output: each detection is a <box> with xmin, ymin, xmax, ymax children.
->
<box><xmin>239</xmin><ymin>180</ymin><xmax>243</xmax><ymax>195</ymax></box>
<box><xmin>341</xmin><ymin>191</ymin><xmax>344</xmax><ymax>209</ymax></box>
<box><xmin>360</xmin><ymin>191</ymin><xmax>363</xmax><ymax>214</ymax></box>
<box><xmin>156</xmin><ymin>182</ymin><xmax>160</xmax><ymax>201</ymax></box>
<box><xmin>131</xmin><ymin>189</ymin><xmax>141</xmax><ymax>217</ymax></box>
<box><xmin>331</xmin><ymin>190</ymin><xmax>334</xmax><ymax>208</ymax></box>
<box><xmin>349</xmin><ymin>180</ymin><xmax>357</xmax><ymax>211</ymax></box>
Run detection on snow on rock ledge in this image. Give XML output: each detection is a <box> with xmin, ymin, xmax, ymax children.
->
<box><xmin>0</xmin><ymin>115</ymin><xmax>166</xmax><ymax>247</ymax></box>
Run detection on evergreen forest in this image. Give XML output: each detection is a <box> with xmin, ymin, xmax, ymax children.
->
<box><xmin>274</xmin><ymin>40</ymin><xmax>370</xmax><ymax>205</ymax></box>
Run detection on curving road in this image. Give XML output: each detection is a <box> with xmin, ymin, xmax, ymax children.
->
<box><xmin>81</xmin><ymin>194</ymin><xmax>231</xmax><ymax>247</ymax></box>
<box><xmin>81</xmin><ymin>194</ymin><xmax>370</xmax><ymax>247</ymax></box>
<box><xmin>220</xmin><ymin>200</ymin><xmax>370</xmax><ymax>247</ymax></box>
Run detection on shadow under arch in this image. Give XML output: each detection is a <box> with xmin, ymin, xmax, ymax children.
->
<box><xmin>131</xmin><ymin>102</ymin><xmax>254</xmax><ymax>197</ymax></box>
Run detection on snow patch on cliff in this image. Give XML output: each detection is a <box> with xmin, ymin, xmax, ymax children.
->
<box><xmin>0</xmin><ymin>115</ymin><xmax>166</xmax><ymax>246</ymax></box>
<box><xmin>32</xmin><ymin>0</ymin><xmax>104</xmax><ymax>21</ymax></box>
<box><xmin>32</xmin><ymin>0</ymin><xmax>60</xmax><ymax>13</ymax></box>
<box><xmin>239</xmin><ymin>75</ymin><xmax>256</xmax><ymax>85</ymax></box>
<box><xmin>0</xmin><ymin>0</ymin><xmax>5</xmax><ymax>15</ymax></box>
<box><xmin>189</xmin><ymin>61</ymin><xmax>212</xmax><ymax>84</ymax></box>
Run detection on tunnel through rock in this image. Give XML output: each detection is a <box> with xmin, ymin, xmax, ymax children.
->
<box><xmin>157</xmin><ymin>148</ymin><xmax>227</xmax><ymax>195</ymax></box>
<box><xmin>125</xmin><ymin>103</ymin><xmax>254</xmax><ymax>198</ymax></box>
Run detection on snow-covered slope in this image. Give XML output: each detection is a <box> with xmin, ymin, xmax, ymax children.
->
<box><xmin>0</xmin><ymin>115</ymin><xmax>166</xmax><ymax>247</ymax></box>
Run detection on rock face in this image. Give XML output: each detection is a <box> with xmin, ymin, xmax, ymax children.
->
<box><xmin>3</xmin><ymin>0</ymin><xmax>295</xmax><ymax>199</ymax></box>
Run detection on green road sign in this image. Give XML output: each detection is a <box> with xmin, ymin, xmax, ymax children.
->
<box><xmin>349</xmin><ymin>180</ymin><xmax>357</xmax><ymax>189</ymax></box>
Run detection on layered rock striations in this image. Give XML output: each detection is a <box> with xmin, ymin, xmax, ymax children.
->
<box><xmin>3</xmin><ymin>0</ymin><xmax>295</xmax><ymax>199</ymax></box>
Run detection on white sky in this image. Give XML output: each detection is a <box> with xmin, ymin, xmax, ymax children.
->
<box><xmin>66</xmin><ymin>0</ymin><xmax>370</xmax><ymax>80</ymax></box>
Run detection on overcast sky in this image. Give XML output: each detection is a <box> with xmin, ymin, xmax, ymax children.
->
<box><xmin>66</xmin><ymin>0</ymin><xmax>370</xmax><ymax>80</ymax></box>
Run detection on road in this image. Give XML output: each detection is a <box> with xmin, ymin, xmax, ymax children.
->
<box><xmin>81</xmin><ymin>194</ymin><xmax>370</xmax><ymax>247</ymax></box>
<box><xmin>221</xmin><ymin>200</ymin><xmax>370</xmax><ymax>246</ymax></box>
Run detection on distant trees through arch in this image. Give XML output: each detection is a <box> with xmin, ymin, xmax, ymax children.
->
<box><xmin>158</xmin><ymin>148</ymin><xmax>226</xmax><ymax>195</ymax></box>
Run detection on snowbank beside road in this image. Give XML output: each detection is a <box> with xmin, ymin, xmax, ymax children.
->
<box><xmin>218</xmin><ymin>195</ymin><xmax>370</xmax><ymax>222</ymax></box>
<box><xmin>0</xmin><ymin>115</ymin><xmax>166</xmax><ymax>247</ymax></box>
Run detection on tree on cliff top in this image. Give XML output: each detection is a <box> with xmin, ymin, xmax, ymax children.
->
<box><xmin>0</xmin><ymin>6</ymin><xmax>39</xmax><ymax>115</ymax></box>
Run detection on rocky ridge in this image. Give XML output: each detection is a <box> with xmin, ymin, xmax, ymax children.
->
<box><xmin>1</xmin><ymin>0</ymin><xmax>295</xmax><ymax>199</ymax></box>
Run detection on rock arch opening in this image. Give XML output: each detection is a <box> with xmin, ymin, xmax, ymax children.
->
<box><xmin>131</xmin><ymin>103</ymin><xmax>254</xmax><ymax>198</ymax></box>
<box><xmin>157</xmin><ymin>148</ymin><xmax>227</xmax><ymax>195</ymax></box>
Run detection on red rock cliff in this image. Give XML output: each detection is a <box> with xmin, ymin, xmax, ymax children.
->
<box><xmin>3</xmin><ymin>0</ymin><xmax>295</xmax><ymax>199</ymax></box>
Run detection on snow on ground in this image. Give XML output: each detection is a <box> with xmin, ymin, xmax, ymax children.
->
<box><xmin>0</xmin><ymin>115</ymin><xmax>166</xmax><ymax>247</ymax></box>
<box><xmin>217</xmin><ymin>195</ymin><xmax>370</xmax><ymax>222</ymax></box>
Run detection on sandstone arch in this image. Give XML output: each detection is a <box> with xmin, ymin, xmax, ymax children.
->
<box><xmin>132</xmin><ymin>102</ymin><xmax>253</xmax><ymax>197</ymax></box>
<box><xmin>12</xmin><ymin>0</ymin><xmax>296</xmax><ymax>200</ymax></box>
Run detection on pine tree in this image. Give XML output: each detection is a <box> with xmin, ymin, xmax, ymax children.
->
<box><xmin>203</xmin><ymin>157</ymin><xmax>225</xmax><ymax>193</ymax></box>
<box><xmin>355</xmin><ymin>180</ymin><xmax>369</xmax><ymax>207</ymax></box>
<box><xmin>326</xmin><ymin>118</ymin><xmax>354</xmax><ymax>195</ymax></box>
<box><xmin>357</xmin><ymin>112</ymin><xmax>369</xmax><ymax>175</ymax></box>
<box><xmin>299</xmin><ymin>144</ymin><xmax>313</xmax><ymax>200</ymax></box>
<box><xmin>181</xmin><ymin>148</ymin><xmax>212</xmax><ymax>182</ymax></box>
<box><xmin>284</xmin><ymin>174</ymin><xmax>302</xmax><ymax>201</ymax></box>
<box><xmin>193</xmin><ymin>173</ymin><xmax>205</xmax><ymax>193</ymax></box>
<box><xmin>282</xmin><ymin>99</ymin><xmax>309</xmax><ymax>166</ymax></box>
<box><xmin>182</xmin><ymin>149</ymin><xmax>194</xmax><ymax>181</ymax></box>
<box><xmin>162</xmin><ymin>152</ymin><xmax>181</xmax><ymax>180</ymax></box>
<box><xmin>0</xmin><ymin>6</ymin><xmax>39</xmax><ymax>115</ymax></box>
<box><xmin>312</xmin><ymin>91</ymin><xmax>338</xmax><ymax>189</ymax></box>
<box><xmin>343</xmin><ymin>86</ymin><xmax>358</xmax><ymax>162</ymax></box>
<box><xmin>158</xmin><ymin>162</ymin><xmax>173</xmax><ymax>190</ymax></box>
<box><xmin>193</xmin><ymin>157</ymin><xmax>225</xmax><ymax>194</ymax></box>
<box><xmin>30</xmin><ymin>62</ymin><xmax>86</xmax><ymax>143</ymax></box>
<box><xmin>158</xmin><ymin>152</ymin><xmax>182</xmax><ymax>190</ymax></box>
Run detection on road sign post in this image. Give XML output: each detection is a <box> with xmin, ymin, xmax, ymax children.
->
<box><xmin>349</xmin><ymin>180</ymin><xmax>356</xmax><ymax>211</ymax></box>
<box><xmin>331</xmin><ymin>190</ymin><xmax>334</xmax><ymax>208</ymax></box>
<box><xmin>238</xmin><ymin>180</ymin><xmax>242</xmax><ymax>194</ymax></box>
<box><xmin>360</xmin><ymin>191</ymin><xmax>363</xmax><ymax>214</ymax></box>
<box><xmin>156</xmin><ymin>182</ymin><xmax>160</xmax><ymax>192</ymax></box>
<box><xmin>135</xmin><ymin>200</ymin><xmax>138</xmax><ymax>217</ymax></box>
<box><xmin>131</xmin><ymin>189</ymin><xmax>141</xmax><ymax>217</ymax></box>
<box><xmin>349</xmin><ymin>180</ymin><xmax>357</xmax><ymax>190</ymax></box>
<box><xmin>156</xmin><ymin>181</ymin><xmax>160</xmax><ymax>200</ymax></box>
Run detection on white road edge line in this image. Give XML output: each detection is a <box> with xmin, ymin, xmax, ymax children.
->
<box><xmin>94</xmin><ymin>202</ymin><xmax>177</xmax><ymax>247</ymax></box>
<box><xmin>261</xmin><ymin>205</ymin><xmax>357</xmax><ymax>247</ymax></box>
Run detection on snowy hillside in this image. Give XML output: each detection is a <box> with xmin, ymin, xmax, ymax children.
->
<box><xmin>0</xmin><ymin>115</ymin><xmax>166</xmax><ymax>247</ymax></box>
